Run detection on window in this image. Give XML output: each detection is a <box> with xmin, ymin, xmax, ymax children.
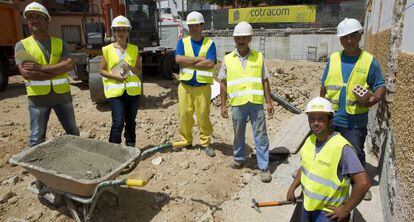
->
<box><xmin>22</xmin><ymin>25</ymin><xmax>30</xmax><ymax>38</ymax></box>
<box><xmin>61</xmin><ymin>25</ymin><xmax>81</xmax><ymax>44</ymax></box>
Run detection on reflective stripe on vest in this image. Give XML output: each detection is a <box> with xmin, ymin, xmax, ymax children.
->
<box><xmin>102</xmin><ymin>43</ymin><xmax>141</xmax><ymax>98</ymax></box>
<box><xmin>178</xmin><ymin>36</ymin><xmax>214</xmax><ymax>84</ymax></box>
<box><xmin>324</xmin><ymin>51</ymin><xmax>373</xmax><ymax>114</ymax></box>
<box><xmin>300</xmin><ymin>134</ymin><xmax>351</xmax><ymax>212</ymax></box>
<box><xmin>21</xmin><ymin>36</ymin><xmax>70</xmax><ymax>96</ymax></box>
<box><xmin>224</xmin><ymin>49</ymin><xmax>264</xmax><ymax>106</ymax></box>
<box><xmin>104</xmin><ymin>82</ymin><xmax>142</xmax><ymax>91</ymax></box>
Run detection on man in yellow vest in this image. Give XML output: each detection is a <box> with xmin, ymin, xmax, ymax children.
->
<box><xmin>320</xmin><ymin>18</ymin><xmax>385</xmax><ymax>200</ymax></box>
<box><xmin>219</xmin><ymin>22</ymin><xmax>274</xmax><ymax>183</ymax></box>
<box><xmin>175</xmin><ymin>11</ymin><xmax>217</xmax><ymax>157</ymax></box>
<box><xmin>15</xmin><ymin>2</ymin><xmax>79</xmax><ymax>147</ymax></box>
<box><xmin>286</xmin><ymin>97</ymin><xmax>371</xmax><ymax>222</ymax></box>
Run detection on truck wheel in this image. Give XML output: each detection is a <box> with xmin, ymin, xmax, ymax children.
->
<box><xmin>0</xmin><ymin>61</ymin><xmax>9</xmax><ymax>92</ymax></box>
<box><xmin>89</xmin><ymin>72</ymin><xmax>106</xmax><ymax>103</ymax></box>
<box><xmin>160</xmin><ymin>53</ymin><xmax>179</xmax><ymax>80</ymax></box>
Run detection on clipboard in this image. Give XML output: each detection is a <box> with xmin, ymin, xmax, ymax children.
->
<box><xmin>110</xmin><ymin>59</ymin><xmax>129</xmax><ymax>78</ymax></box>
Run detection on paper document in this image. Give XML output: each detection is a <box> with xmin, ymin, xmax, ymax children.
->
<box><xmin>14</xmin><ymin>49</ymin><xmax>36</xmax><ymax>64</ymax></box>
<box><xmin>111</xmin><ymin>59</ymin><xmax>129</xmax><ymax>78</ymax></box>
<box><xmin>211</xmin><ymin>79</ymin><xmax>220</xmax><ymax>100</ymax></box>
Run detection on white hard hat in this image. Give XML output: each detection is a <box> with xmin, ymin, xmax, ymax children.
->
<box><xmin>305</xmin><ymin>97</ymin><xmax>334</xmax><ymax>114</ymax></box>
<box><xmin>337</xmin><ymin>18</ymin><xmax>363</xmax><ymax>37</ymax></box>
<box><xmin>23</xmin><ymin>2</ymin><xmax>51</xmax><ymax>21</ymax></box>
<box><xmin>233</xmin><ymin>21</ymin><xmax>253</xmax><ymax>36</ymax></box>
<box><xmin>111</xmin><ymin>15</ymin><xmax>132</xmax><ymax>29</ymax></box>
<box><xmin>186</xmin><ymin>11</ymin><xmax>205</xmax><ymax>25</ymax></box>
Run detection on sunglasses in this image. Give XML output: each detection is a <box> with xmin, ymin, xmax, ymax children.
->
<box><xmin>114</xmin><ymin>28</ymin><xmax>129</xmax><ymax>33</ymax></box>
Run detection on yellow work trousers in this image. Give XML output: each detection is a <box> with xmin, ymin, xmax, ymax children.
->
<box><xmin>178</xmin><ymin>82</ymin><xmax>213</xmax><ymax>147</ymax></box>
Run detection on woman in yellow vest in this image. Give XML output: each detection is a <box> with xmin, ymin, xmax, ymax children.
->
<box><xmin>99</xmin><ymin>16</ymin><xmax>142</xmax><ymax>147</ymax></box>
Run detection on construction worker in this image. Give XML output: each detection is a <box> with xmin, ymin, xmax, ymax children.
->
<box><xmin>320</xmin><ymin>18</ymin><xmax>385</xmax><ymax>200</ymax></box>
<box><xmin>175</xmin><ymin>11</ymin><xmax>217</xmax><ymax>157</ymax></box>
<box><xmin>99</xmin><ymin>16</ymin><xmax>142</xmax><ymax>147</ymax></box>
<box><xmin>286</xmin><ymin>97</ymin><xmax>371</xmax><ymax>222</ymax></box>
<box><xmin>219</xmin><ymin>22</ymin><xmax>274</xmax><ymax>183</ymax></box>
<box><xmin>15</xmin><ymin>2</ymin><xmax>79</xmax><ymax>147</ymax></box>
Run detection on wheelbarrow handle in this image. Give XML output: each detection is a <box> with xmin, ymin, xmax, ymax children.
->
<box><xmin>125</xmin><ymin>179</ymin><xmax>147</xmax><ymax>187</ymax></box>
<box><xmin>120</xmin><ymin>143</ymin><xmax>173</xmax><ymax>175</ymax></box>
<box><xmin>97</xmin><ymin>178</ymin><xmax>147</xmax><ymax>188</ymax></box>
<box><xmin>141</xmin><ymin>143</ymin><xmax>173</xmax><ymax>158</ymax></box>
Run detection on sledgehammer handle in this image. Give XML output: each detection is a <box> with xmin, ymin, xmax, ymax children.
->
<box><xmin>257</xmin><ymin>200</ymin><xmax>292</xmax><ymax>207</ymax></box>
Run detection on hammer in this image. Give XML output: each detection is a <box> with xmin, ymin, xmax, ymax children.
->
<box><xmin>251</xmin><ymin>198</ymin><xmax>302</xmax><ymax>213</ymax></box>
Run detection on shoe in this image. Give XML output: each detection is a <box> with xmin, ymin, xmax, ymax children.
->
<box><xmin>259</xmin><ymin>169</ymin><xmax>272</xmax><ymax>183</ymax></box>
<box><xmin>363</xmin><ymin>189</ymin><xmax>372</xmax><ymax>201</ymax></box>
<box><xmin>292</xmin><ymin>169</ymin><xmax>298</xmax><ymax>179</ymax></box>
<box><xmin>229</xmin><ymin>160</ymin><xmax>244</xmax><ymax>169</ymax></box>
<box><xmin>203</xmin><ymin>146</ymin><xmax>216</xmax><ymax>157</ymax></box>
<box><xmin>126</xmin><ymin>142</ymin><xmax>135</xmax><ymax>147</ymax></box>
<box><xmin>173</xmin><ymin>144</ymin><xmax>192</xmax><ymax>152</ymax></box>
<box><xmin>172</xmin><ymin>147</ymin><xmax>183</xmax><ymax>152</ymax></box>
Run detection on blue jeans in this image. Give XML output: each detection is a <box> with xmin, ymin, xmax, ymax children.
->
<box><xmin>108</xmin><ymin>92</ymin><xmax>140</xmax><ymax>146</ymax></box>
<box><xmin>231</xmin><ymin>103</ymin><xmax>269</xmax><ymax>170</ymax></box>
<box><xmin>302</xmin><ymin>209</ymin><xmax>341</xmax><ymax>222</ymax></box>
<box><xmin>28</xmin><ymin>101</ymin><xmax>79</xmax><ymax>147</ymax></box>
<box><xmin>334</xmin><ymin>126</ymin><xmax>367</xmax><ymax>167</ymax></box>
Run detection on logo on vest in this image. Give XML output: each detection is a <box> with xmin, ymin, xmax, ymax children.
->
<box><xmin>249</xmin><ymin>65</ymin><xmax>260</xmax><ymax>68</ymax></box>
<box><xmin>355</xmin><ymin>68</ymin><xmax>367</xmax><ymax>73</ymax></box>
<box><xmin>317</xmin><ymin>159</ymin><xmax>331</xmax><ymax>167</ymax></box>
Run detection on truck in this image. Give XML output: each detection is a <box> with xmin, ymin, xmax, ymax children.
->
<box><xmin>0</xmin><ymin>0</ymin><xmax>23</xmax><ymax>91</ymax></box>
<box><xmin>77</xmin><ymin>0</ymin><xmax>182</xmax><ymax>102</ymax></box>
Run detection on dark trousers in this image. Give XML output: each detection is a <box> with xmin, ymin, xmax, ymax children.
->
<box><xmin>335</xmin><ymin>126</ymin><xmax>368</xmax><ymax>167</ymax></box>
<box><xmin>108</xmin><ymin>92</ymin><xmax>140</xmax><ymax>146</ymax></box>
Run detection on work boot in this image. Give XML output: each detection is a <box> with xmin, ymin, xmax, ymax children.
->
<box><xmin>259</xmin><ymin>169</ymin><xmax>272</xmax><ymax>183</ymax></box>
<box><xmin>172</xmin><ymin>147</ymin><xmax>183</xmax><ymax>152</ymax></box>
<box><xmin>126</xmin><ymin>142</ymin><xmax>135</xmax><ymax>147</ymax></box>
<box><xmin>364</xmin><ymin>189</ymin><xmax>372</xmax><ymax>201</ymax></box>
<box><xmin>203</xmin><ymin>146</ymin><xmax>216</xmax><ymax>157</ymax></box>
<box><xmin>229</xmin><ymin>160</ymin><xmax>244</xmax><ymax>169</ymax></box>
<box><xmin>173</xmin><ymin>144</ymin><xmax>192</xmax><ymax>152</ymax></box>
<box><xmin>291</xmin><ymin>169</ymin><xmax>299</xmax><ymax>179</ymax></box>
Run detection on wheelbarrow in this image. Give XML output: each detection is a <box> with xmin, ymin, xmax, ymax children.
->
<box><xmin>9</xmin><ymin>135</ymin><xmax>175</xmax><ymax>222</ymax></box>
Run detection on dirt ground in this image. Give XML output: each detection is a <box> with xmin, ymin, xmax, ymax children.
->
<box><xmin>0</xmin><ymin>60</ymin><xmax>324</xmax><ymax>222</ymax></box>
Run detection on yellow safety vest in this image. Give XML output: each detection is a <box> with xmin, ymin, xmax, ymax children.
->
<box><xmin>224</xmin><ymin>49</ymin><xmax>264</xmax><ymax>106</ymax></box>
<box><xmin>21</xmin><ymin>36</ymin><xmax>70</xmax><ymax>96</ymax></box>
<box><xmin>102</xmin><ymin>43</ymin><xmax>141</xmax><ymax>98</ymax></box>
<box><xmin>324</xmin><ymin>51</ymin><xmax>373</xmax><ymax>114</ymax></box>
<box><xmin>301</xmin><ymin>134</ymin><xmax>351</xmax><ymax>212</ymax></box>
<box><xmin>178</xmin><ymin>36</ymin><xmax>214</xmax><ymax>84</ymax></box>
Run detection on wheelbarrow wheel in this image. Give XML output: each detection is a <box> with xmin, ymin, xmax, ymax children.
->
<box><xmin>38</xmin><ymin>191</ymin><xmax>64</xmax><ymax>207</ymax></box>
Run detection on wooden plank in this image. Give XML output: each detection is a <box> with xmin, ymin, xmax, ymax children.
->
<box><xmin>269</xmin><ymin>113</ymin><xmax>310</xmax><ymax>154</ymax></box>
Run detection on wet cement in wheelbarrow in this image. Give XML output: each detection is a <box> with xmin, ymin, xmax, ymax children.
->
<box><xmin>21</xmin><ymin>142</ymin><xmax>123</xmax><ymax>180</ymax></box>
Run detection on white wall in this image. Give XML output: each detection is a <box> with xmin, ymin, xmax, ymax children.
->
<box><xmin>368</xmin><ymin>0</ymin><xmax>395</xmax><ymax>34</ymax></box>
<box><xmin>401</xmin><ymin>0</ymin><xmax>414</xmax><ymax>52</ymax></box>
<box><xmin>210</xmin><ymin>34</ymin><xmax>342</xmax><ymax>61</ymax></box>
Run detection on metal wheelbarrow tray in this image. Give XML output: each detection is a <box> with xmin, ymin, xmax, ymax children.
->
<box><xmin>9</xmin><ymin>135</ymin><xmax>142</xmax><ymax>197</ymax></box>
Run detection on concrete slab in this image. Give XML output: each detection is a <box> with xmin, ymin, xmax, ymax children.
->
<box><xmin>269</xmin><ymin>113</ymin><xmax>310</xmax><ymax>154</ymax></box>
<box><xmin>218</xmin><ymin>152</ymin><xmax>384</xmax><ymax>222</ymax></box>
